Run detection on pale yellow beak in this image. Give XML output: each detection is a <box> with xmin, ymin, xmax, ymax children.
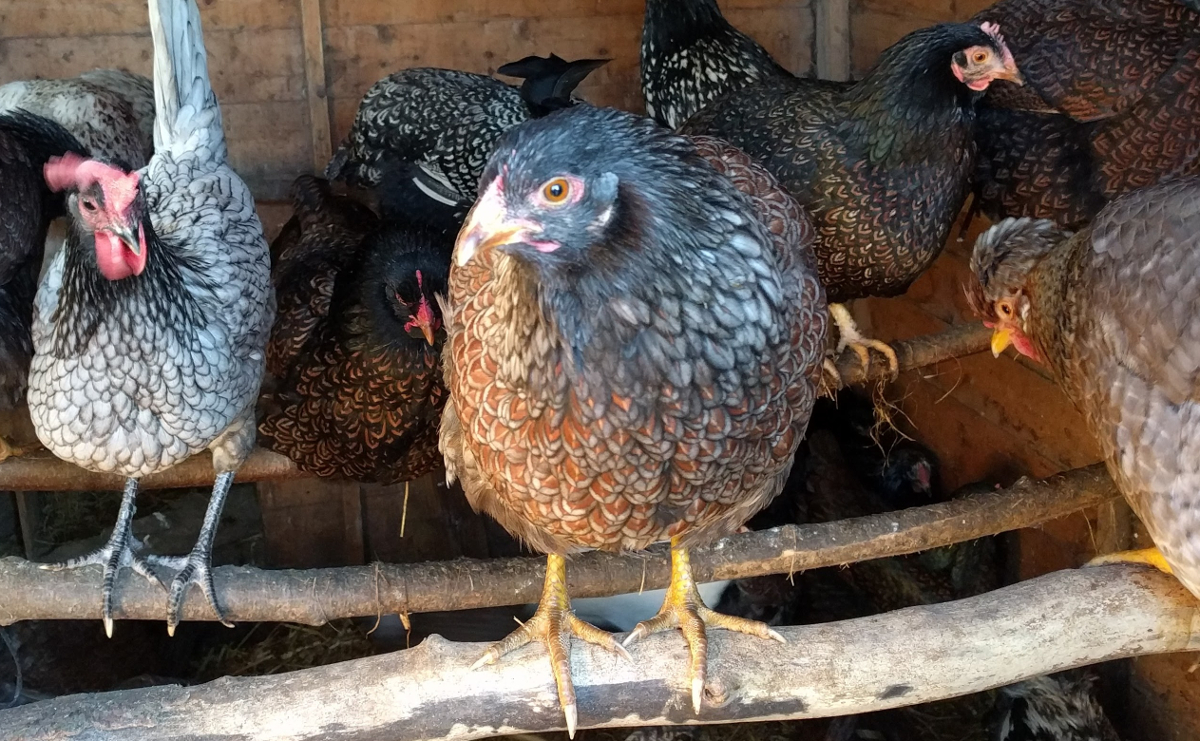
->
<box><xmin>991</xmin><ymin>328</ymin><xmax>1013</xmax><ymax>358</ymax></box>
<box><xmin>455</xmin><ymin>180</ymin><xmax>536</xmax><ymax>267</ymax></box>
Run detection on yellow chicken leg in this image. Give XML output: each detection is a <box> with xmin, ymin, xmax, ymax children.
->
<box><xmin>1086</xmin><ymin>547</ymin><xmax>1173</xmax><ymax>574</ymax></box>
<box><xmin>623</xmin><ymin>540</ymin><xmax>785</xmax><ymax>714</ymax></box>
<box><xmin>0</xmin><ymin>437</ymin><xmax>33</xmax><ymax>463</ymax></box>
<box><xmin>830</xmin><ymin>303</ymin><xmax>899</xmax><ymax>378</ymax></box>
<box><xmin>471</xmin><ymin>554</ymin><xmax>629</xmax><ymax>738</ymax></box>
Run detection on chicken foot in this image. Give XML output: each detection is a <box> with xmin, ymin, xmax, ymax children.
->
<box><xmin>623</xmin><ymin>539</ymin><xmax>785</xmax><ymax>714</ymax></box>
<box><xmin>829</xmin><ymin>303</ymin><xmax>899</xmax><ymax>378</ymax></box>
<box><xmin>1087</xmin><ymin>547</ymin><xmax>1174</xmax><ymax>574</ymax></box>
<box><xmin>38</xmin><ymin>477</ymin><xmax>165</xmax><ymax>638</ymax></box>
<box><xmin>0</xmin><ymin>437</ymin><xmax>36</xmax><ymax>463</ymax></box>
<box><xmin>148</xmin><ymin>470</ymin><xmax>236</xmax><ymax>635</ymax></box>
<box><xmin>471</xmin><ymin>553</ymin><xmax>629</xmax><ymax>738</ymax></box>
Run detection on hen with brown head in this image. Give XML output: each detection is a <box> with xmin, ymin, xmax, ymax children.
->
<box><xmin>441</xmin><ymin>105</ymin><xmax>827</xmax><ymax>732</ymax></box>
<box><xmin>970</xmin><ymin>177</ymin><xmax>1200</xmax><ymax>599</ymax></box>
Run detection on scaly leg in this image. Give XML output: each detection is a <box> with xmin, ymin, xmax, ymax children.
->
<box><xmin>0</xmin><ymin>437</ymin><xmax>36</xmax><ymax>463</ymax></box>
<box><xmin>624</xmin><ymin>540</ymin><xmax>785</xmax><ymax>713</ymax></box>
<box><xmin>149</xmin><ymin>470</ymin><xmax>236</xmax><ymax>635</ymax></box>
<box><xmin>39</xmin><ymin>478</ymin><xmax>165</xmax><ymax>637</ymax></box>
<box><xmin>1087</xmin><ymin>547</ymin><xmax>1173</xmax><ymax>574</ymax></box>
<box><xmin>472</xmin><ymin>554</ymin><xmax>629</xmax><ymax>737</ymax></box>
<box><xmin>829</xmin><ymin>303</ymin><xmax>899</xmax><ymax>378</ymax></box>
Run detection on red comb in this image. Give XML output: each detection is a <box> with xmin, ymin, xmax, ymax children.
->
<box><xmin>44</xmin><ymin>152</ymin><xmax>89</xmax><ymax>192</ymax></box>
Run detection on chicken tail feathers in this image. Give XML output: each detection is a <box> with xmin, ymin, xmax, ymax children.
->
<box><xmin>497</xmin><ymin>54</ymin><xmax>609</xmax><ymax>115</ymax></box>
<box><xmin>149</xmin><ymin>0</ymin><xmax>224</xmax><ymax>158</ymax></box>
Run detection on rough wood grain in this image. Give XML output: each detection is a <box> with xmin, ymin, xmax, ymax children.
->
<box><xmin>1</xmin><ymin>567</ymin><xmax>1194</xmax><ymax>741</ymax></box>
<box><xmin>300</xmin><ymin>0</ymin><xmax>333</xmax><ymax>172</ymax></box>
<box><xmin>0</xmin><ymin>465</ymin><xmax>1118</xmax><ymax>625</ymax></box>
<box><xmin>814</xmin><ymin>0</ymin><xmax>851</xmax><ymax>81</ymax></box>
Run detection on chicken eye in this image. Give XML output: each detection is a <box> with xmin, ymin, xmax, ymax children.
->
<box><xmin>542</xmin><ymin>178</ymin><xmax>570</xmax><ymax>204</ymax></box>
<box><xmin>81</xmin><ymin>199</ymin><xmax>97</xmax><ymax>213</ymax></box>
<box><xmin>997</xmin><ymin>300</ymin><xmax>1014</xmax><ymax>317</ymax></box>
<box><xmin>973</xmin><ymin>50</ymin><xmax>989</xmax><ymax>64</ymax></box>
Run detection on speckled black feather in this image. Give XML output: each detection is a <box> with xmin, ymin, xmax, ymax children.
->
<box><xmin>640</xmin><ymin>0</ymin><xmax>797</xmax><ymax>129</ymax></box>
<box><xmin>683</xmin><ymin>22</ymin><xmax>1001</xmax><ymax>302</ymax></box>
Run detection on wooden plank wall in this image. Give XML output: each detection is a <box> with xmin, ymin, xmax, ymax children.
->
<box><xmin>0</xmin><ymin>0</ymin><xmax>813</xmax><ymax>201</ymax></box>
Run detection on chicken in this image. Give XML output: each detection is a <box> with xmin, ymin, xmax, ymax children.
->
<box><xmin>259</xmin><ymin>175</ymin><xmax>451</xmax><ymax>483</ymax></box>
<box><xmin>30</xmin><ymin>0</ymin><xmax>273</xmax><ymax>636</ymax></box>
<box><xmin>970</xmin><ymin>0</ymin><xmax>1200</xmax><ymax>229</ymax></box>
<box><xmin>0</xmin><ymin>69</ymin><xmax>154</xmax><ymax>168</ymax></box>
<box><xmin>325</xmin><ymin>55</ymin><xmax>608</xmax><ymax>211</ymax></box>
<box><xmin>968</xmin><ymin>178</ymin><xmax>1200</xmax><ymax>599</ymax></box>
<box><xmin>640</xmin><ymin>0</ymin><xmax>798</xmax><ymax>129</ymax></box>
<box><xmin>440</xmin><ymin>105</ymin><xmax>828</xmax><ymax>733</ymax></box>
<box><xmin>682</xmin><ymin>22</ymin><xmax>1023</xmax><ymax>374</ymax></box>
<box><xmin>990</xmin><ymin>672</ymin><xmax>1122</xmax><ymax>741</ymax></box>
<box><xmin>0</xmin><ymin>111</ymin><xmax>88</xmax><ymax>461</ymax></box>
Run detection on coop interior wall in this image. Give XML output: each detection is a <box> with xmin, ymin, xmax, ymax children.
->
<box><xmin>0</xmin><ymin>0</ymin><xmax>1196</xmax><ymax>737</ymax></box>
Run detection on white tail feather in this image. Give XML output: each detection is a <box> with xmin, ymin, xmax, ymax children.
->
<box><xmin>149</xmin><ymin>0</ymin><xmax>224</xmax><ymax>158</ymax></box>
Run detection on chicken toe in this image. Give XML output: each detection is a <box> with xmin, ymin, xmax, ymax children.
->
<box><xmin>623</xmin><ymin>541</ymin><xmax>785</xmax><ymax>714</ymax></box>
<box><xmin>149</xmin><ymin>471</ymin><xmax>237</xmax><ymax>634</ymax></box>
<box><xmin>1087</xmin><ymin>547</ymin><xmax>1173</xmax><ymax>575</ymax></box>
<box><xmin>472</xmin><ymin>554</ymin><xmax>627</xmax><ymax>738</ymax></box>
<box><xmin>39</xmin><ymin>478</ymin><xmax>163</xmax><ymax>637</ymax></box>
<box><xmin>0</xmin><ymin>437</ymin><xmax>36</xmax><ymax>463</ymax></box>
<box><xmin>829</xmin><ymin>303</ymin><xmax>899</xmax><ymax>378</ymax></box>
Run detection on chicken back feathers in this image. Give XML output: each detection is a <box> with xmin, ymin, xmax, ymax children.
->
<box><xmin>972</xmin><ymin>0</ymin><xmax>1200</xmax><ymax>228</ymax></box>
<box><xmin>970</xmin><ymin>178</ymin><xmax>1200</xmax><ymax>597</ymax></box>
<box><xmin>440</xmin><ymin>106</ymin><xmax>827</xmax><ymax>555</ymax></box>
<box><xmin>683</xmin><ymin>23</ymin><xmax>1019</xmax><ymax>303</ymax></box>
<box><xmin>260</xmin><ymin>177</ymin><xmax>451</xmax><ymax>483</ymax></box>
<box><xmin>28</xmin><ymin>0</ymin><xmax>272</xmax><ymax>478</ymax></box>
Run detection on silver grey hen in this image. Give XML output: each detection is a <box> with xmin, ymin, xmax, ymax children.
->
<box><xmin>325</xmin><ymin>55</ymin><xmax>608</xmax><ymax>214</ymax></box>
<box><xmin>30</xmin><ymin>0</ymin><xmax>273</xmax><ymax>636</ymax></box>
<box><xmin>0</xmin><ymin>69</ymin><xmax>154</xmax><ymax>169</ymax></box>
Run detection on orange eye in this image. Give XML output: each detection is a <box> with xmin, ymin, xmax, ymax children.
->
<box><xmin>973</xmin><ymin>50</ymin><xmax>989</xmax><ymax>64</ymax></box>
<box><xmin>997</xmin><ymin>300</ymin><xmax>1013</xmax><ymax>317</ymax></box>
<box><xmin>542</xmin><ymin>177</ymin><xmax>570</xmax><ymax>204</ymax></box>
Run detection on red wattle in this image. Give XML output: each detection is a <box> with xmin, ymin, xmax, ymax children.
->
<box><xmin>93</xmin><ymin>230</ymin><xmax>145</xmax><ymax>281</ymax></box>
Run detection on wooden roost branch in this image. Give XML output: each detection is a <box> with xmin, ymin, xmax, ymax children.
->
<box><xmin>3</xmin><ymin>567</ymin><xmax>1196</xmax><ymax>741</ymax></box>
<box><xmin>0</xmin><ymin>465</ymin><xmax>1117</xmax><ymax>625</ymax></box>
<box><xmin>0</xmin><ymin>323</ymin><xmax>990</xmax><ymax>491</ymax></box>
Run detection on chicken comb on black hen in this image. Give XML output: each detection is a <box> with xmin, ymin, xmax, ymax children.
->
<box><xmin>497</xmin><ymin>54</ymin><xmax>609</xmax><ymax>115</ymax></box>
<box><xmin>969</xmin><ymin>0</ymin><xmax>1200</xmax><ymax>230</ymax></box>
<box><xmin>683</xmin><ymin>21</ymin><xmax>1023</xmax><ymax>375</ymax></box>
<box><xmin>325</xmin><ymin>55</ymin><xmax>609</xmax><ymax>210</ymax></box>
<box><xmin>640</xmin><ymin>0</ymin><xmax>799</xmax><ymax>129</ymax></box>
<box><xmin>260</xmin><ymin>175</ymin><xmax>451</xmax><ymax>484</ymax></box>
<box><xmin>0</xmin><ymin>110</ymin><xmax>88</xmax><ymax>459</ymax></box>
<box><xmin>440</xmin><ymin>105</ymin><xmax>827</xmax><ymax>732</ymax></box>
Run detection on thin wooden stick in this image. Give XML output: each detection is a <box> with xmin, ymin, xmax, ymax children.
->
<box><xmin>1</xmin><ymin>566</ymin><xmax>1193</xmax><ymax>741</ymax></box>
<box><xmin>0</xmin><ymin>465</ymin><xmax>1117</xmax><ymax>626</ymax></box>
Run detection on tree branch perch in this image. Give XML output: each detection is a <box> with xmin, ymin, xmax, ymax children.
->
<box><xmin>0</xmin><ymin>465</ymin><xmax>1117</xmax><ymax>625</ymax></box>
<box><xmin>2</xmin><ymin>566</ymin><xmax>1195</xmax><ymax>741</ymax></box>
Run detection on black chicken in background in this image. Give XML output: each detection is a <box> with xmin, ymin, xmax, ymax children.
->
<box><xmin>0</xmin><ymin>110</ymin><xmax>88</xmax><ymax>462</ymax></box>
<box><xmin>683</xmin><ymin>22</ymin><xmax>1023</xmax><ymax>375</ymax></box>
<box><xmin>640</xmin><ymin>0</ymin><xmax>800</xmax><ymax>129</ymax></box>
<box><xmin>260</xmin><ymin>175</ymin><xmax>452</xmax><ymax>484</ymax></box>
<box><xmin>325</xmin><ymin>55</ymin><xmax>608</xmax><ymax>213</ymax></box>
<box><xmin>989</xmin><ymin>672</ymin><xmax>1122</xmax><ymax>741</ymax></box>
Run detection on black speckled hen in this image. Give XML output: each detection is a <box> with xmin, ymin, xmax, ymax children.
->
<box><xmin>260</xmin><ymin>176</ymin><xmax>451</xmax><ymax>483</ymax></box>
<box><xmin>440</xmin><ymin>105</ymin><xmax>827</xmax><ymax>733</ymax></box>
<box><xmin>640</xmin><ymin>0</ymin><xmax>798</xmax><ymax>129</ymax></box>
<box><xmin>970</xmin><ymin>0</ymin><xmax>1200</xmax><ymax>229</ymax></box>
<box><xmin>683</xmin><ymin>22</ymin><xmax>1022</xmax><ymax>374</ymax></box>
<box><xmin>325</xmin><ymin>55</ymin><xmax>608</xmax><ymax>211</ymax></box>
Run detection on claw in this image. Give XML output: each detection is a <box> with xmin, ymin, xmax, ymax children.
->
<box><xmin>626</xmin><ymin>542</ymin><xmax>785</xmax><ymax>714</ymax></box>
<box><xmin>472</xmin><ymin>554</ymin><xmax>619</xmax><ymax>738</ymax></box>
<box><xmin>829</xmin><ymin>303</ymin><xmax>900</xmax><ymax>379</ymax></box>
<box><xmin>0</xmin><ymin>437</ymin><xmax>36</xmax><ymax>463</ymax></box>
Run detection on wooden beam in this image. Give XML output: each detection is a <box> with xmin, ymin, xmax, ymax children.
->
<box><xmin>814</xmin><ymin>0</ymin><xmax>851</xmax><ymax>82</ymax></box>
<box><xmin>0</xmin><ymin>465</ymin><xmax>1118</xmax><ymax>625</ymax></box>
<box><xmin>299</xmin><ymin>0</ymin><xmax>333</xmax><ymax>173</ymax></box>
<box><xmin>2</xmin><ymin>567</ymin><xmax>1194</xmax><ymax>741</ymax></box>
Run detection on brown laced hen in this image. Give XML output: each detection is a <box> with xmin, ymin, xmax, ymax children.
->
<box><xmin>682</xmin><ymin>22</ymin><xmax>1022</xmax><ymax>375</ymax></box>
<box><xmin>969</xmin><ymin>177</ymin><xmax>1200</xmax><ymax>600</ymax></box>
<box><xmin>440</xmin><ymin>106</ymin><xmax>827</xmax><ymax>733</ymax></box>
<box><xmin>260</xmin><ymin>175</ymin><xmax>450</xmax><ymax>483</ymax></box>
<box><xmin>971</xmin><ymin>0</ymin><xmax>1200</xmax><ymax>229</ymax></box>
